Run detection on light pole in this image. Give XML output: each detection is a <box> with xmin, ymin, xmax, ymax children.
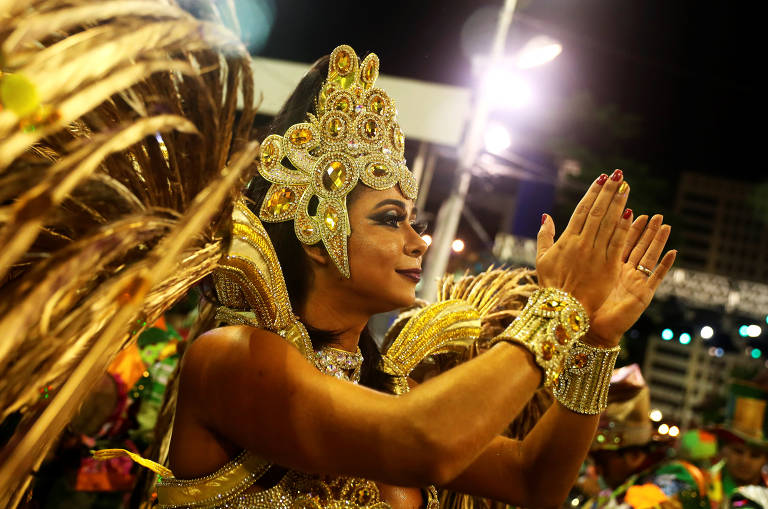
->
<box><xmin>418</xmin><ymin>1</ymin><xmax>561</xmax><ymax>301</ymax></box>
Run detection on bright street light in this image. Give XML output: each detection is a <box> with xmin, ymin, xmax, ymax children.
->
<box><xmin>421</xmin><ymin>234</ymin><xmax>433</xmax><ymax>247</ymax></box>
<box><xmin>700</xmin><ymin>326</ymin><xmax>714</xmax><ymax>339</ymax></box>
<box><xmin>481</xmin><ymin>69</ymin><xmax>533</xmax><ymax>110</ymax></box>
<box><xmin>484</xmin><ymin>122</ymin><xmax>512</xmax><ymax>152</ymax></box>
<box><xmin>658</xmin><ymin>423</ymin><xmax>669</xmax><ymax>435</ymax></box>
<box><xmin>649</xmin><ymin>409</ymin><xmax>663</xmax><ymax>422</ymax></box>
<box><xmin>747</xmin><ymin>324</ymin><xmax>762</xmax><ymax>338</ymax></box>
<box><xmin>661</xmin><ymin>329</ymin><xmax>674</xmax><ymax>340</ymax></box>
<box><xmin>669</xmin><ymin>425</ymin><xmax>680</xmax><ymax>437</ymax></box>
<box><xmin>418</xmin><ymin>0</ymin><xmax>561</xmax><ymax>302</ymax></box>
<box><xmin>451</xmin><ymin>239</ymin><xmax>465</xmax><ymax>253</ymax></box>
<box><xmin>515</xmin><ymin>35</ymin><xmax>563</xmax><ymax>69</ymax></box>
<box><xmin>679</xmin><ymin>333</ymin><xmax>691</xmax><ymax>345</ymax></box>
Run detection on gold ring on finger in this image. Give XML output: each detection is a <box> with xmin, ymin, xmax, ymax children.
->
<box><xmin>636</xmin><ymin>264</ymin><xmax>653</xmax><ymax>277</ymax></box>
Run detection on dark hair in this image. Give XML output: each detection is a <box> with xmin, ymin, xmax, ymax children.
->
<box><xmin>244</xmin><ymin>54</ymin><xmax>392</xmax><ymax>391</ymax></box>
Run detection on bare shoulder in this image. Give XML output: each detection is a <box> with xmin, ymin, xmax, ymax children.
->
<box><xmin>179</xmin><ymin>326</ymin><xmax>310</xmax><ymax>419</ymax></box>
<box><xmin>183</xmin><ymin>325</ymin><xmax>304</xmax><ymax>373</ymax></box>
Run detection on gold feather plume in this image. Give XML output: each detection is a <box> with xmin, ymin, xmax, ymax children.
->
<box><xmin>382</xmin><ymin>267</ymin><xmax>553</xmax><ymax>509</ymax></box>
<box><xmin>0</xmin><ymin>1</ymin><xmax>259</xmax><ymax>505</ymax></box>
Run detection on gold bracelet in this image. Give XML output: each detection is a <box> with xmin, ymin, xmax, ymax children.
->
<box><xmin>554</xmin><ymin>340</ymin><xmax>620</xmax><ymax>415</ymax></box>
<box><xmin>489</xmin><ymin>288</ymin><xmax>589</xmax><ymax>387</ymax></box>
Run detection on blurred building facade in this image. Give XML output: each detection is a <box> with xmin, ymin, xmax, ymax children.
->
<box><xmin>642</xmin><ymin>335</ymin><xmax>764</xmax><ymax>429</ymax></box>
<box><xmin>675</xmin><ymin>172</ymin><xmax>768</xmax><ymax>283</ymax></box>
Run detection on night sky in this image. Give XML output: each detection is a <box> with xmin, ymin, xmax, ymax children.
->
<box><xmin>252</xmin><ymin>0</ymin><xmax>763</xmax><ymax>183</ymax></box>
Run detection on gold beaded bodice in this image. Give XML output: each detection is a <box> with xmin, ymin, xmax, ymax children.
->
<box><xmin>156</xmin><ymin>450</ymin><xmax>438</xmax><ymax>508</ymax></box>
<box><xmin>159</xmin><ymin>197</ymin><xmax>482</xmax><ymax>509</ymax></box>
<box><xmin>155</xmin><ymin>331</ymin><xmax>436</xmax><ymax>508</ymax></box>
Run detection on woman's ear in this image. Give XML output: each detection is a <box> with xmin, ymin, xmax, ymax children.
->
<box><xmin>302</xmin><ymin>242</ymin><xmax>329</xmax><ymax>267</ymax></box>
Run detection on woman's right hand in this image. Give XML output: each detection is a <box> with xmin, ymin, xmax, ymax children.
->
<box><xmin>535</xmin><ymin>169</ymin><xmax>632</xmax><ymax>315</ymax></box>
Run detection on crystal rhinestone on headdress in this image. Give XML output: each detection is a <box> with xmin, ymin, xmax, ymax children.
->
<box><xmin>257</xmin><ymin>44</ymin><xmax>418</xmax><ymax>278</ymax></box>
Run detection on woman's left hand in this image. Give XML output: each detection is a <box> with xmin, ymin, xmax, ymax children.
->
<box><xmin>585</xmin><ymin>213</ymin><xmax>676</xmax><ymax>347</ymax></box>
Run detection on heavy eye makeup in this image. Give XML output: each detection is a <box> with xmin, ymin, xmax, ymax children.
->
<box><xmin>368</xmin><ymin>209</ymin><xmax>428</xmax><ymax>235</ymax></box>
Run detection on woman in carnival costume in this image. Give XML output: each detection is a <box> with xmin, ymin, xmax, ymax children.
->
<box><xmin>0</xmin><ymin>1</ymin><xmax>676</xmax><ymax>508</ymax></box>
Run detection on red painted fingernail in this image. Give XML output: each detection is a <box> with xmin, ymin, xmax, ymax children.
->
<box><xmin>596</xmin><ymin>174</ymin><xmax>608</xmax><ymax>185</ymax></box>
<box><xmin>623</xmin><ymin>208</ymin><xmax>632</xmax><ymax>219</ymax></box>
<box><xmin>611</xmin><ymin>169</ymin><xmax>623</xmax><ymax>181</ymax></box>
<box><xmin>541</xmin><ymin>214</ymin><xmax>548</xmax><ymax>225</ymax></box>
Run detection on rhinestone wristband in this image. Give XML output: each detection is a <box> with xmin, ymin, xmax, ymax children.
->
<box><xmin>554</xmin><ymin>340</ymin><xmax>620</xmax><ymax>415</ymax></box>
<box><xmin>489</xmin><ymin>288</ymin><xmax>589</xmax><ymax>388</ymax></box>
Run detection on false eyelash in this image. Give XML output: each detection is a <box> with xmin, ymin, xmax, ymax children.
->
<box><xmin>377</xmin><ymin>212</ymin><xmax>406</xmax><ymax>228</ymax></box>
<box><xmin>410</xmin><ymin>221</ymin><xmax>428</xmax><ymax>235</ymax></box>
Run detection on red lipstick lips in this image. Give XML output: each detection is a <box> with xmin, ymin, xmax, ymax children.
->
<box><xmin>396</xmin><ymin>269</ymin><xmax>421</xmax><ymax>282</ymax></box>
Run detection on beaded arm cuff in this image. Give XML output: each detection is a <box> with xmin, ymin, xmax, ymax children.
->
<box><xmin>489</xmin><ymin>288</ymin><xmax>589</xmax><ymax>388</ymax></box>
<box><xmin>554</xmin><ymin>341</ymin><xmax>620</xmax><ymax>415</ymax></box>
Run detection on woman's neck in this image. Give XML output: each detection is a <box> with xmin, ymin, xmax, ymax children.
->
<box><xmin>300</xmin><ymin>286</ymin><xmax>369</xmax><ymax>353</ymax></box>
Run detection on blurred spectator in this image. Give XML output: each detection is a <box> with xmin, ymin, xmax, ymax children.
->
<box><xmin>678</xmin><ymin>429</ymin><xmax>719</xmax><ymax>471</ymax></box>
<box><xmin>24</xmin><ymin>308</ymin><xmax>189</xmax><ymax>508</ymax></box>
<box><xmin>578</xmin><ymin>364</ymin><xmax>708</xmax><ymax>509</ymax></box>
<box><xmin>709</xmin><ymin>380</ymin><xmax>768</xmax><ymax>509</ymax></box>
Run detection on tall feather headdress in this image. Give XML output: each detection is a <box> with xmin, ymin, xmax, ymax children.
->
<box><xmin>0</xmin><ymin>1</ymin><xmax>259</xmax><ymax>505</ymax></box>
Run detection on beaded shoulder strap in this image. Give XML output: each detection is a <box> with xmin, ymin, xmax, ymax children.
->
<box><xmin>214</xmin><ymin>197</ymin><xmax>313</xmax><ymax>360</ymax></box>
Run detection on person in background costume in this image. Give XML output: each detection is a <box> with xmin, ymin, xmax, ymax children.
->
<box><xmin>709</xmin><ymin>381</ymin><xmax>768</xmax><ymax>509</ymax></box>
<box><xmin>580</xmin><ymin>364</ymin><xmax>708</xmax><ymax>509</ymax></box>
<box><xmin>0</xmin><ymin>2</ymin><xmax>677</xmax><ymax>508</ymax></box>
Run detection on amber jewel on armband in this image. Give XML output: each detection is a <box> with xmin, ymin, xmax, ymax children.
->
<box><xmin>489</xmin><ymin>287</ymin><xmax>590</xmax><ymax>388</ymax></box>
<box><xmin>256</xmin><ymin>44</ymin><xmax>417</xmax><ymax>278</ymax></box>
<box><xmin>554</xmin><ymin>341</ymin><xmax>620</xmax><ymax>415</ymax></box>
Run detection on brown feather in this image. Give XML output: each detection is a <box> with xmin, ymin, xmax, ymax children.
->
<box><xmin>0</xmin><ymin>0</ymin><xmax>259</xmax><ymax>504</ymax></box>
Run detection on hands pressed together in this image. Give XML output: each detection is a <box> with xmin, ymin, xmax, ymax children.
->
<box><xmin>536</xmin><ymin>169</ymin><xmax>676</xmax><ymax>348</ymax></box>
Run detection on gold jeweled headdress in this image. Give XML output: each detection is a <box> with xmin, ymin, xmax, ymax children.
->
<box><xmin>257</xmin><ymin>44</ymin><xmax>417</xmax><ymax>278</ymax></box>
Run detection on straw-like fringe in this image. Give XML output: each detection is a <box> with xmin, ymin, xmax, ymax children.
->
<box><xmin>0</xmin><ymin>1</ymin><xmax>258</xmax><ymax>505</ymax></box>
<box><xmin>402</xmin><ymin>266</ymin><xmax>549</xmax><ymax>509</ymax></box>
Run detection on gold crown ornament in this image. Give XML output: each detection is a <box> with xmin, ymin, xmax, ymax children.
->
<box><xmin>257</xmin><ymin>44</ymin><xmax>417</xmax><ymax>278</ymax></box>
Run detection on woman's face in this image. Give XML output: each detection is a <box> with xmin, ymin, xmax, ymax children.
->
<box><xmin>341</xmin><ymin>185</ymin><xmax>428</xmax><ymax>313</ymax></box>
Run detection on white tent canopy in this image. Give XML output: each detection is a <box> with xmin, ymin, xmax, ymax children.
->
<box><xmin>249</xmin><ymin>57</ymin><xmax>472</xmax><ymax>147</ymax></box>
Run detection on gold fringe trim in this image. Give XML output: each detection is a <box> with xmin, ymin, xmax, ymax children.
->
<box><xmin>92</xmin><ymin>448</ymin><xmax>174</xmax><ymax>478</ymax></box>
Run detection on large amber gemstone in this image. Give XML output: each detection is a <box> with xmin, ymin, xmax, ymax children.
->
<box><xmin>301</xmin><ymin>225</ymin><xmax>315</xmax><ymax>237</ymax></box>
<box><xmin>335</xmin><ymin>97</ymin><xmax>350</xmax><ymax>112</ymax></box>
<box><xmin>265</xmin><ymin>187</ymin><xmax>295</xmax><ymax>216</ymax></box>
<box><xmin>289</xmin><ymin>127</ymin><xmax>312</xmax><ymax>145</ymax></box>
<box><xmin>261</xmin><ymin>142</ymin><xmax>278</xmax><ymax>165</ymax></box>
<box><xmin>322</xmin><ymin>161</ymin><xmax>346</xmax><ymax>191</ymax></box>
<box><xmin>541</xmin><ymin>341</ymin><xmax>555</xmax><ymax>361</ymax></box>
<box><xmin>363</xmin><ymin>119</ymin><xmax>377</xmax><ymax>138</ymax></box>
<box><xmin>569</xmin><ymin>312</ymin><xmax>583</xmax><ymax>332</ymax></box>
<box><xmin>394</xmin><ymin>128</ymin><xmax>404</xmax><ymax>147</ymax></box>
<box><xmin>324</xmin><ymin>208</ymin><xmax>339</xmax><ymax>231</ymax></box>
<box><xmin>363</xmin><ymin>61</ymin><xmax>377</xmax><ymax>83</ymax></box>
<box><xmin>573</xmin><ymin>352</ymin><xmax>589</xmax><ymax>369</ymax></box>
<box><xmin>554</xmin><ymin>324</ymin><xmax>569</xmax><ymax>345</ymax></box>
<box><xmin>327</xmin><ymin>117</ymin><xmax>343</xmax><ymax>137</ymax></box>
<box><xmin>370</xmin><ymin>95</ymin><xmax>384</xmax><ymax>114</ymax></box>
<box><xmin>371</xmin><ymin>163</ymin><xmax>388</xmax><ymax>177</ymax></box>
<box><xmin>336</xmin><ymin>51</ymin><xmax>351</xmax><ymax>73</ymax></box>
<box><xmin>540</xmin><ymin>299</ymin><xmax>562</xmax><ymax>312</ymax></box>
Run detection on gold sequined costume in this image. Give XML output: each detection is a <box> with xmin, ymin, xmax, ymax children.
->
<box><xmin>0</xmin><ymin>1</ymin><xmax>593</xmax><ymax>507</ymax></box>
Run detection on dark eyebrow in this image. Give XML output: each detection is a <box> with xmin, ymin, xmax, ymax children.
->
<box><xmin>373</xmin><ymin>199</ymin><xmax>407</xmax><ymax>210</ymax></box>
<box><xmin>372</xmin><ymin>199</ymin><xmax>417</xmax><ymax>217</ymax></box>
